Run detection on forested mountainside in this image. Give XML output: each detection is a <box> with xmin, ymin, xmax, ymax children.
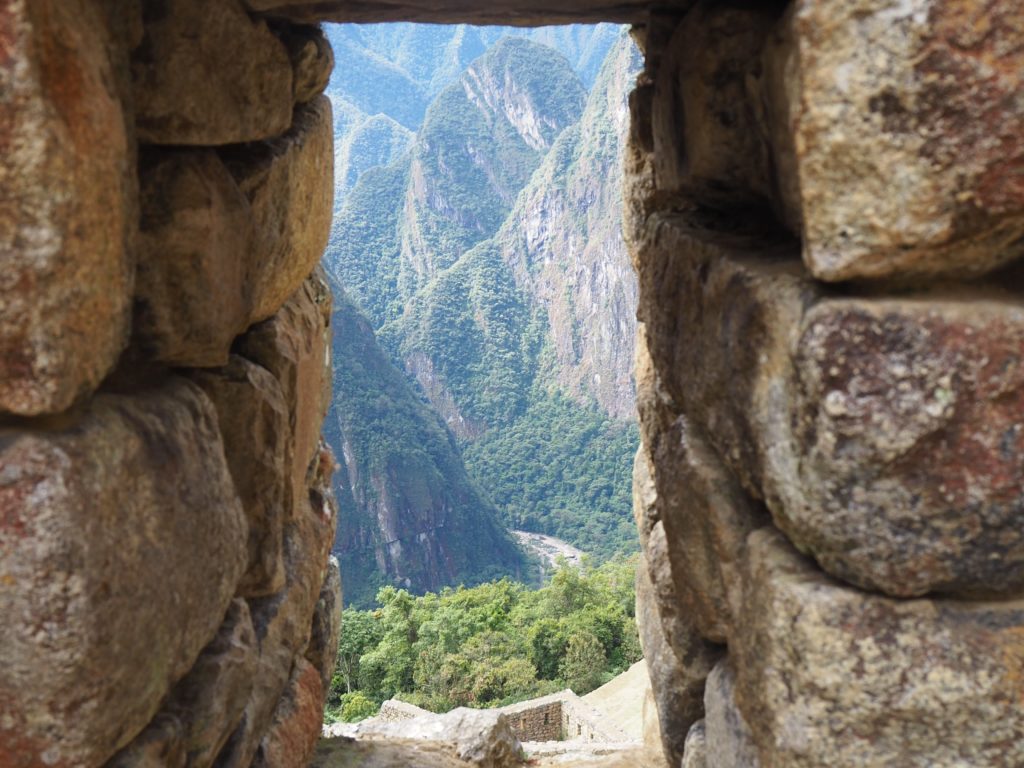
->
<box><xmin>323</xmin><ymin>294</ymin><xmax>525</xmax><ymax>606</ymax></box>
<box><xmin>324</xmin><ymin>27</ymin><xmax>642</xmax><ymax>606</ymax></box>
<box><xmin>325</xmin><ymin>23</ymin><xmax>623</xmax><ymax>205</ymax></box>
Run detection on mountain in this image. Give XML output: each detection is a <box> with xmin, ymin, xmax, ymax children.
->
<box><xmin>323</xmin><ymin>292</ymin><xmax>526</xmax><ymax>607</ymax></box>
<box><xmin>323</xmin><ymin>23</ymin><xmax>623</xmax><ymax>207</ymax></box>
<box><xmin>325</xmin><ymin>31</ymin><xmax>642</xmax><ymax>573</ymax></box>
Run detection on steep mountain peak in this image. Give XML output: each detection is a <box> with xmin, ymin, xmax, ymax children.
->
<box><xmin>399</xmin><ymin>37</ymin><xmax>585</xmax><ymax>295</ymax></box>
<box><xmin>461</xmin><ymin>37</ymin><xmax>586</xmax><ymax>152</ymax></box>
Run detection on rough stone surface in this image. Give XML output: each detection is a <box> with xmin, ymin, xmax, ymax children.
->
<box><xmin>777</xmin><ymin>0</ymin><xmax>1024</xmax><ymax>281</ymax></box>
<box><xmin>221</xmin><ymin>98</ymin><xmax>334</xmax><ymax>322</ymax></box>
<box><xmin>679</xmin><ymin>720</ymin><xmax>706</xmax><ymax>768</ymax></box>
<box><xmin>0</xmin><ymin>380</ymin><xmax>247</xmax><ymax>767</ymax></box>
<box><xmin>340</xmin><ymin>708</ymin><xmax>523</xmax><ymax>768</ymax></box>
<box><xmin>305</xmin><ymin>555</ymin><xmax>343</xmax><ymax>694</ymax></box>
<box><xmin>108</xmin><ymin>598</ymin><xmax>259</xmax><ymax>768</ymax></box>
<box><xmin>635</xmin><ymin>549</ymin><xmax>721</xmax><ymax>768</ymax></box>
<box><xmin>779</xmin><ymin>295</ymin><xmax>1024</xmax><ymax>598</ymax></box>
<box><xmin>105</xmin><ymin>716</ymin><xmax>187</xmax><ymax>768</ymax></box>
<box><xmin>280</xmin><ymin>24</ymin><xmax>334</xmax><ymax>104</ymax></box>
<box><xmin>192</xmin><ymin>356</ymin><xmax>292</xmax><ymax>597</ymax></box>
<box><xmin>636</xmin><ymin>327</ymin><xmax>767</xmax><ymax>641</ymax></box>
<box><xmin>253</xmin><ymin>659</ymin><xmax>325</xmax><ymax>768</ymax></box>
<box><xmin>0</xmin><ymin>0</ymin><xmax>135</xmax><ymax>415</ymax></box>
<box><xmin>243</xmin><ymin>0</ymin><xmax>694</xmax><ymax>25</ymax></box>
<box><xmin>735</xmin><ymin>528</ymin><xmax>1024</xmax><ymax>768</ymax></box>
<box><xmin>652</xmin><ymin>2</ymin><xmax>774</xmax><ymax>204</ymax></box>
<box><xmin>237</xmin><ymin>270</ymin><xmax>333</xmax><ymax>513</ymax></box>
<box><xmin>217</xmin><ymin>489</ymin><xmax>336</xmax><ymax>768</ymax></box>
<box><xmin>312</xmin><ymin>738</ymin><xmax>476</xmax><ymax>768</ymax></box>
<box><xmin>131</xmin><ymin>0</ymin><xmax>293</xmax><ymax>145</ymax></box>
<box><xmin>134</xmin><ymin>150</ymin><xmax>253</xmax><ymax>367</ymax></box>
<box><xmin>638</xmin><ymin>211</ymin><xmax>1024</xmax><ymax>597</ymax></box>
<box><xmin>703</xmin><ymin>662</ymin><xmax>758</xmax><ymax>768</ymax></box>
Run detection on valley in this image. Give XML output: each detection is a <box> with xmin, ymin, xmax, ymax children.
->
<box><xmin>321</xmin><ymin>22</ymin><xmax>641</xmax><ymax>607</ymax></box>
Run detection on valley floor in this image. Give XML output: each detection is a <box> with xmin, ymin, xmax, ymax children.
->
<box><xmin>513</xmin><ymin>530</ymin><xmax>586</xmax><ymax>570</ymax></box>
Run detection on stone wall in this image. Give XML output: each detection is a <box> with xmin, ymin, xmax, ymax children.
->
<box><xmin>4</xmin><ymin>0</ymin><xmax>1023</xmax><ymax>767</ymax></box>
<box><xmin>628</xmin><ymin>2</ymin><xmax>1024</xmax><ymax>767</ymax></box>
<box><xmin>0</xmin><ymin>2</ymin><xmax>340</xmax><ymax>767</ymax></box>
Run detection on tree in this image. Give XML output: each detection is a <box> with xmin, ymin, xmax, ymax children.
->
<box><xmin>559</xmin><ymin>630</ymin><xmax>606</xmax><ymax>694</ymax></box>
<box><xmin>335</xmin><ymin>608</ymin><xmax>383</xmax><ymax>695</ymax></box>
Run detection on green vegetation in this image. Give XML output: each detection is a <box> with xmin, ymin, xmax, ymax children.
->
<box><xmin>322</xmin><ymin>29</ymin><xmax>641</xmax><ymax>603</ymax></box>
<box><xmin>325</xmin><ymin>557</ymin><xmax>641</xmax><ymax>723</ymax></box>
<box><xmin>464</xmin><ymin>394</ymin><xmax>639</xmax><ymax>560</ymax></box>
<box><xmin>324</xmin><ymin>292</ymin><xmax>526</xmax><ymax>608</ymax></box>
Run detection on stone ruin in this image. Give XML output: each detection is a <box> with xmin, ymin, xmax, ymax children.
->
<box><xmin>1</xmin><ymin>0</ymin><xmax>1022</xmax><ymax>767</ymax></box>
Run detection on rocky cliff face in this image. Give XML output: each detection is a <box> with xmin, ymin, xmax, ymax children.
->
<box><xmin>323</xmin><ymin>292</ymin><xmax>525</xmax><ymax>606</ymax></box>
<box><xmin>490</xmin><ymin>34</ymin><xmax>641</xmax><ymax>420</ymax></box>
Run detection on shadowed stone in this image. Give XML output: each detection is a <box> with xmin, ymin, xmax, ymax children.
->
<box><xmin>680</xmin><ymin>720</ymin><xmax>706</xmax><ymax>768</ymax></box>
<box><xmin>252</xmin><ymin>660</ymin><xmax>325</xmax><ymax>768</ymax></box>
<box><xmin>735</xmin><ymin>528</ymin><xmax>1024</xmax><ymax>768</ymax></box>
<box><xmin>242</xmin><ymin>0</ymin><xmax>695</xmax><ymax>25</ymax></box>
<box><xmin>0</xmin><ymin>380</ymin><xmax>247</xmax><ymax>767</ymax></box>
<box><xmin>221</xmin><ymin>98</ymin><xmax>334</xmax><ymax>323</ymax></box>
<box><xmin>305</xmin><ymin>555</ymin><xmax>343</xmax><ymax>694</ymax></box>
<box><xmin>134</xmin><ymin>150</ymin><xmax>253</xmax><ymax>367</ymax></box>
<box><xmin>635</xmin><ymin>548</ymin><xmax>721</xmax><ymax>768</ymax></box>
<box><xmin>652</xmin><ymin>2</ymin><xmax>774</xmax><ymax>205</ymax></box>
<box><xmin>237</xmin><ymin>271</ymin><xmax>333</xmax><ymax>514</ymax></box>
<box><xmin>216</xmin><ymin>486</ymin><xmax>336</xmax><ymax>768</ymax></box>
<box><xmin>192</xmin><ymin>356</ymin><xmax>293</xmax><ymax>597</ymax></box>
<box><xmin>280</xmin><ymin>24</ymin><xmax>334</xmax><ymax>104</ymax></box>
<box><xmin>0</xmin><ymin>0</ymin><xmax>135</xmax><ymax>415</ymax></box>
<box><xmin>131</xmin><ymin>0</ymin><xmax>293</xmax><ymax>145</ymax></box>
<box><xmin>107</xmin><ymin>599</ymin><xmax>258</xmax><ymax>768</ymax></box>
<box><xmin>703</xmin><ymin>662</ymin><xmax>759</xmax><ymax>768</ymax></box>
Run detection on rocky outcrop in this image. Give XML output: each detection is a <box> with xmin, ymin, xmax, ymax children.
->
<box><xmin>326</xmin><ymin>707</ymin><xmax>523</xmax><ymax>768</ymax></box>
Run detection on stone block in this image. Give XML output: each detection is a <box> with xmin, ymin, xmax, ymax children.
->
<box><xmin>237</xmin><ymin>271</ymin><xmax>333</xmax><ymax>513</ymax></box>
<box><xmin>680</xmin><ymin>720</ymin><xmax>706</xmax><ymax>768</ymax></box>
<box><xmin>703</xmin><ymin>662</ymin><xmax>759</xmax><ymax>768</ymax></box>
<box><xmin>305</xmin><ymin>555</ymin><xmax>343</xmax><ymax>694</ymax></box>
<box><xmin>652</xmin><ymin>2</ymin><xmax>774</xmax><ymax>204</ymax></box>
<box><xmin>131</xmin><ymin>0</ymin><xmax>292</xmax><ymax>145</ymax></box>
<box><xmin>106</xmin><ymin>716</ymin><xmax>187</xmax><ymax>768</ymax></box>
<box><xmin>252</xmin><ymin>660</ymin><xmax>325</xmax><ymax>768</ymax></box>
<box><xmin>192</xmin><ymin>356</ymin><xmax>292</xmax><ymax>597</ymax></box>
<box><xmin>734</xmin><ymin>529</ymin><xmax>1024</xmax><ymax>767</ymax></box>
<box><xmin>108</xmin><ymin>598</ymin><xmax>258</xmax><ymax>768</ymax></box>
<box><xmin>0</xmin><ymin>0</ymin><xmax>135</xmax><ymax>415</ymax></box>
<box><xmin>781</xmin><ymin>295</ymin><xmax>1024</xmax><ymax>597</ymax></box>
<box><xmin>221</xmin><ymin>98</ymin><xmax>334</xmax><ymax>323</ymax></box>
<box><xmin>134</xmin><ymin>150</ymin><xmax>253</xmax><ymax>367</ymax></box>
<box><xmin>280</xmin><ymin>25</ymin><xmax>334</xmax><ymax>104</ymax></box>
<box><xmin>635</xmin><ymin>551</ymin><xmax>721</xmax><ymax>768</ymax></box>
<box><xmin>216</xmin><ymin>491</ymin><xmax>336</xmax><ymax>768</ymax></box>
<box><xmin>774</xmin><ymin>0</ymin><xmax>1024</xmax><ymax>281</ymax></box>
<box><xmin>638</xmin><ymin>411</ymin><xmax>767</xmax><ymax>643</ymax></box>
<box><xmin>0</xmin><ymin>380</ymin><xmax>247</xmax><ymax>767</ymax></box>
<box><xmin>638</xmin><ymin>211</ymin><xmax>1024</xmax><ymax>597</ymax></box>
